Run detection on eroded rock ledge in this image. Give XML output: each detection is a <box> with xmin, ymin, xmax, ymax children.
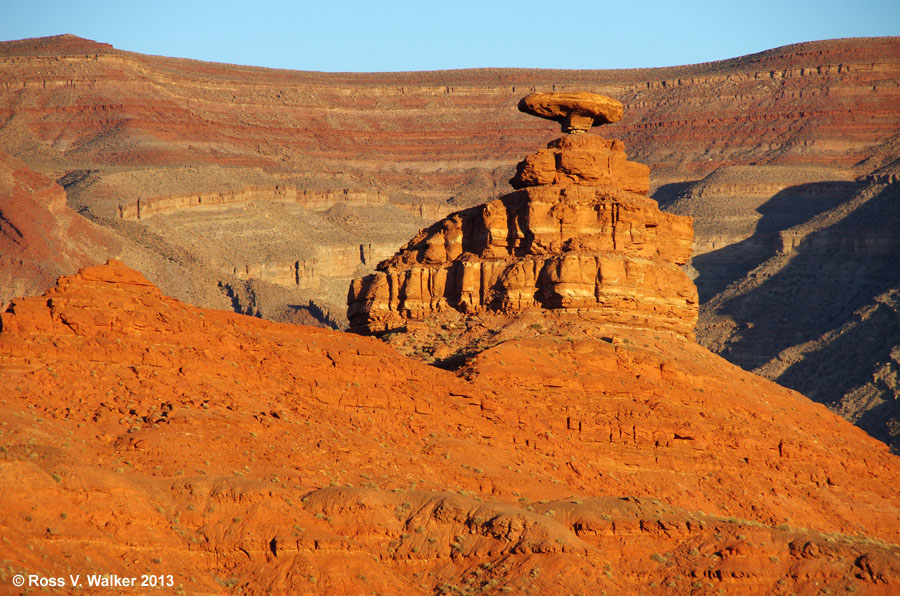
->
<box><xmin>348</xmin><ymin>101</ymin><xmax>698</xmax><ymax>340</ymax></box>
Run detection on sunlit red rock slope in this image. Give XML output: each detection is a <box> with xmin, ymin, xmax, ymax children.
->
<box><xmin>1</xmin><ymin>252</ymin><xmax>899</xmax><ymax>591</ymax></box>
<box><xmin>1</xmin><ymin>33</ymin><xmax>899</xmax><ymax>503</ymax></box>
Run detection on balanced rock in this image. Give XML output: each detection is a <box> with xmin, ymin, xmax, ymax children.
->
<box><xmin>518</xmin><ymin>92</ymin><xmax>624</xmax><ymax>133</ymax></box>
<box><xmin>348</xmin><ymin>96</ymin><xmax>697</xmax><ymax>339</ymax></box>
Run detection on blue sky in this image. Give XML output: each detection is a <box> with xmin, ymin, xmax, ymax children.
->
<box><xmin>3</xmin><ymin>0</ymin><xmax>899</xmax><ymax>72</ymax></box>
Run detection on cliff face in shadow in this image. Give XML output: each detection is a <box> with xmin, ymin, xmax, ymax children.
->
<box><xmin>694</xmin><ymin>179</ymin><xmax>900</xmax><ymax>449</ymax></box>
<box><xmin>686</xmin><ymin>180</ymin><xmax>863</xmax><ymax>300</ymax></box>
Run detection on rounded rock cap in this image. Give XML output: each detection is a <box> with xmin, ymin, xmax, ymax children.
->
<box><xmin>518</xmin><ymin>92</ymin><xmax>624</xmax><ymax>133</ymax></box>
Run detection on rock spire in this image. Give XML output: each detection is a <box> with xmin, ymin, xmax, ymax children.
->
<box><xmin>348</xmin><ymin>94</ymin><xmax>697</xmax><ymax>340</ymax></box>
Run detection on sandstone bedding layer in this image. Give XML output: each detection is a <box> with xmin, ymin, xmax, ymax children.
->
<box><xmin>1</xmin><ymin>35</ymin><xmax>898</xmax><ymax>446</ymax></box>
<box><xmin>1</xmin><ymin>260</ymin><xmax>899</xmax><ymax>594</ymax></box>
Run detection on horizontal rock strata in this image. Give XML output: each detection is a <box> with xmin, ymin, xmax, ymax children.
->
<box><xmin>117</xmin><ymin>187</ymin><xmax>390</xmax><ymax>221</ymax></box>
<box><xmin>1</xmin><ymin>35</ymin><xmax>897</xmax><ymax>330</ymax></box>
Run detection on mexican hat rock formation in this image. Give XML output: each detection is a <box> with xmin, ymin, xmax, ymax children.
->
<box><xmin>348</xmin><ymin>92</ymin><xmax>698</xmax><ymax>341</ymax></box>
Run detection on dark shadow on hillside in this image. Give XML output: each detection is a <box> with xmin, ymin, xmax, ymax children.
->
<box><xmin>692</xmin><ymin>239</ymin><xmax>770</xmax><ymax>302</ymax></box>
<box><xmin>707</xmin><ymin>181</ymin><xmax>899</xmax><ymax>445</ymax></box>
<box><xmin>712</xmin><ymin>180</ymin><xmax>898</xmax><ymax>369</ymax></box>
<box><xmin>773</xmin><ymin>287</ymin><xmax>899</xmax><ymax>408</ymax></box>
<box><xmin>690</xmin><ymin>181</ymin><xmax>863</xmax><ymax>301</ymax></box>
<box><xmin>754</xmin><ymin>181</ymin><xmax>860</xmax><ymax>233</ymax></box>
<box><xmin>777</xmin><ymin>305</ymin><xmax>900</xmax><ymax>449</ymax></box>
<box><xmin>713</xmin><ymin>183</ymin><xmax>897</xmax><ymax>365</ymax></box>
<box><xmin>652</xmin><ymin>181</ymin><xmax>697</xmax><ymax>210</ymax></box>
<box><xmin>857</xmin><ymin>401</ymin><xmax>900</xmax><ymax>455</ymax></box>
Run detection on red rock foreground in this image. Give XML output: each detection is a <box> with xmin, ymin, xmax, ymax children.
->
<box><xmin>1</xmin><ymin>260</ymin><xmax>898</xmax><ymax>594</ymax></box>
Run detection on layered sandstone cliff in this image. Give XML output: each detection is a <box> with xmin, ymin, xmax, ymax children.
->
<box><xmin>1</xmin><ymin>35</ymin><xmax>897</xmax><ymax>327</ymax></box>
<box><xmin>116</xmin><ymin>187</ymin><xmax>391</xmax><ymax>221</ymax></box>
<box><xmin>3</xmin><ymin>35</ymin><xmax>896</xmax><ymax>195</ymax></box>
<box><xmin>349</xmin><ymin>100</ymin><xmax>697</xmax><ymax>341</ymax></box>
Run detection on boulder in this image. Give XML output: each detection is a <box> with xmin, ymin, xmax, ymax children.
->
<box><xmin>518</xmin><ymin>92</ymin><xmax>624</xmax><ymax>133</ymax></box>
